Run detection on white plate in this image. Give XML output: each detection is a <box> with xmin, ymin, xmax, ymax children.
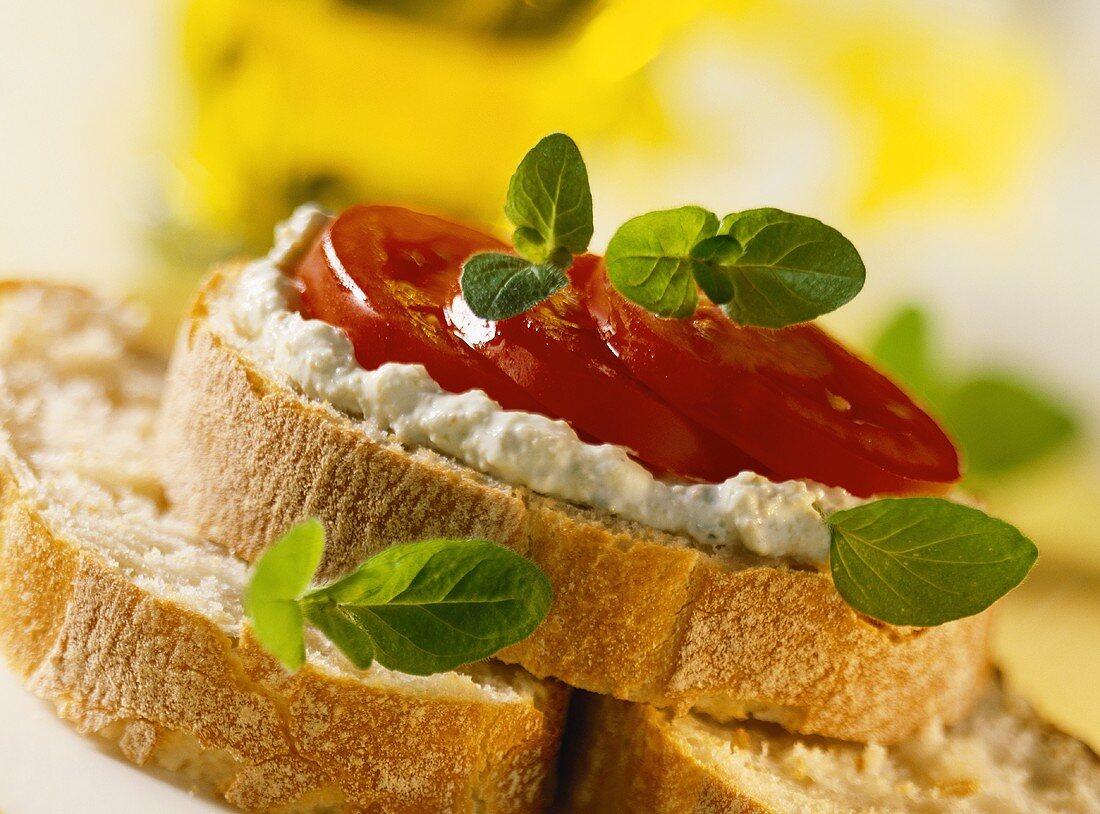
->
<box><xmin>0</xmin><ymin>665</ymin><xmax>230</xmax><ymax>813</ymax></box>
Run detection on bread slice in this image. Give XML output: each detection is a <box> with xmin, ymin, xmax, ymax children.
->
<box><xmin>563</xmin><ymin>687</ymin><xmax>1100</xmax><ymax>813</ymax></box>
<box><xmin>157</xmin><ymin>263</ymin><xmax>993</xmax><ymax>744</ymax></box>
<box><xmin>0</xmin><ymin>282</ymin><xmax>568</xmax><ymax>814</ymax></box>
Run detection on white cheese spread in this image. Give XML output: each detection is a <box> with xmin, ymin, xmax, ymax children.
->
<box><xmin>209</xmin><ymin>205</ymin><xmax>862</xmax><ymax>565</ymax></box>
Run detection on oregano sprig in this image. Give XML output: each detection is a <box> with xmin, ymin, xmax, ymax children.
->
<box><xmin>460</xmin><ymin>133</ymin><xmax>593</xmax><ymax>320</ymax></box>
<box><xmin>246</xmin><ymin>520</ymin><xmax>553</xmax><ymax>675</ymax></box>
<box><xmin>460</xmin><ymin>133</ymin><xmax>864</xmax><ymax>327</ymax></box>
<box><xmin>604</xmin><ymin>207</ymin><xmax>865</xmax><ymax>326</ymax></box>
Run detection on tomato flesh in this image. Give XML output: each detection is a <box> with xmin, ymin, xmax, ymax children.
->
<box><xmin>295</xmin><ymin>205</ymin><xmax>961</xmax><ymax>495</ymax></box>
<box><xmin>579</xmin><ymin>261</ymin><xmax>961</xmax><ymax>496</ymax></box>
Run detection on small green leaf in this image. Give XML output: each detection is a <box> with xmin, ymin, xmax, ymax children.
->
<box><xmin>690</xmin><ymin>234</ymin><xmax>741</xmax><ymax>303</ymax></box>
<box><xmin>828</xmin><ymin>498</ymin><xmax>1037</xmax><ymax>627</ymax></box>
<box><xmin>504</xmin><ymin>132</ymin><xmax>593</xmax><ymax>262</ymax></box>
<box><xmin>244</xmin><ymin>519</ymin><xmax>326</xmax><ymax>671</ymax></box>
<box><xmin>714</xmin><ymin>208</ymin><xmax>865</xmax><ymax>327</ymax></box>
<box><xmin>247</xmin><ymin>600</ymin><xmax>307</xmax><ymax>671</ymax></box>
<box><xmin>245</xmin><ymin>518</ymin><xmax>325</xmax><ymax>605</ymax></box>
<box><xmin>941</xmin><ymin>375</ymin><xmax>1077</xmax><ymax>476</ymax></box>
<box><xmin>460</xmin><ymin>252</ymin><xmax>570</xmax><ymax>320</ymax></box>
<box><xmin>868</xmin><ymin>304</ymin><xmax>1081</xmax><ymax>479</ymax></box>
<box><xmin>869</xmin><ymin>305</ymin><xmax>941</xmax><ymax>401</ymax></box>
<box><xmin>605</xmin><ymin>206</ymin><xmax>719</xmax><ymax>318</ymax></box>
<box><xmin>303</xmin><ymin>539</ymin><xmax>553</xmax><ymax>675</ymax></box>
<box><xmin>303</xmin><ymin>602</ymin><xmax>376</xmax><ymax>670</ymax></box>
<box><xmin>511</xmin><ymin>226</ymin><xmax>547</xmax><ymax>260</ymax></box>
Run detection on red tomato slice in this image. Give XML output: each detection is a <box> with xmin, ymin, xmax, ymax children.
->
<box><xmin>296</xmin><ymin>205</ymin><xmax>959</xmax><ymax>495</ymax></box>
<box><xmin>447</xmin><ymin>254</ymin><xmax>765</xmax><ymax>482</ymax></box>
<box><xmin>579</xmin><ymin>261</ymin><xmax>961</xmax><ymax>496</ymax></box>
<box><xmin>295</xmin><ymin>205</ymin><xmax>544</xmax><ymax>411</ymax></box>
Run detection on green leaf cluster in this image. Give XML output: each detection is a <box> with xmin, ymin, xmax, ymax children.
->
<box><xmin>605</xmin><ymin>206</ymin><xmax>865</xmax><ymax>327</ymax></box>
<box><xmin>461</xmin><ymin>133</ymin><xmax>593</xmax><ymax>320</ymax></box>
<box><xmin>246</xmin><ymin>521</ymin><xmax>553</xmax><ymax>675</ymax></box>
<box><xmin>827</xmin><ymin>497</ymin><xmax>1037</xmax><ymax>626</ymax></box>
<box><xmin>870</xmin><ymin>306</ymin><xmax>1078</xmax><ymax>478</ymax></box>
<box><xmin>461</xmin><ymin>132</ymin><xmax>866</xmax><ymax>328</ymax></box>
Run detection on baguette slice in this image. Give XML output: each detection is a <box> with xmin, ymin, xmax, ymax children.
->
<box><xmin>158</xmin><ymin>262</ymin><xmax>993</xmax><ymax>745</ymax></box>
<box><xmin>0</xmin><ymin>282</ymin><xmax>567</xmax><ymax>814</ymax></box>
<box><xmin>563</xmin><ymin>687</ymin><xmax>1100</xmax><ymax>813</ymax></box>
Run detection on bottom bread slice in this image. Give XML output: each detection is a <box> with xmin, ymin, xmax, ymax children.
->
<box><xmin>564</xmin><ymin>688</ymin><xmax>1100</xmax><ymax>813</ymax></box>
<box><xmin>0</xmin><ymin>282</ymin><xmax>567</xmax><ymax>814</ymax></box>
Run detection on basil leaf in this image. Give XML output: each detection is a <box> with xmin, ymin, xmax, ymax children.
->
<box><xmin>941</xmin><ymin>375</ymin><xmax>1077</xmax><ymax>476</ymax></box>
<box><xmin>605</xmin><ymin>206</ymin><xmax>719</xmax><ymax>318</ymax></box>
<box><xmin>304</xmin><ymin>538</ymin><xmax>553</xmax><ymax>675</ymax></box>
<box><xmin>504</xmin><ymin>132</ymin><xmax>593</xmax><ymax>261</ymax></box>
<box><xmin>244</xmin><ymin>519</ymin><xmax>326</xmax><ymax>671</ymax></box>
<box><xmin>460</xmin><ymin>251</ymin><xmax>569</xmax><ymax>321</ymax></box>
<box><xmin>828</xmin><ymin>498</ymin><xmax>1037</xmax><ymax>627</ymax></box>
<box><xmin>714</xmin><ymin>208</ymin><xmax>865</xmax><ymax>327</ymax></box>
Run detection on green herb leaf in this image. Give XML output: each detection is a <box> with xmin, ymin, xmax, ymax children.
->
<box><xmin>244</xmin><ymin>519</ymin><xmax>326</xmax><ymax>671</ymax></box>
<box><xmin>303</xmin><ymin>538</ymin><xmax>553</xmax><ymax>675</ymax></box>
<box><xmin>941</xmin><ymin>375</ymin><xmax>1077</xmax><ymax>476</ymax></box>
<box><xmin>460</xmin><ymin>252</ymin><xmax>570</xmax><ymax>321</ymax></box>
<box><xmin>868</xmin><ymin>304</ymin><xmax>1080</xmax><ymax>478</ymax></box>
<box><xmin>827</xmin><ymin>498</ymin><xmax>1037</xmax><ymax>627</ymax></box>
<box><xmin>868</xmin><ymin>305</ymin><xmax>941</xmax><ymax>401</ymax></box>
<box><xmin>302</xmin><ymin>602</ymin><xmax>376</xmax><ymax>670</ymax></box>
<box><xmin>712</xmin><ymin>208</ymin><xmax>865</xmax><ymax>327</ymax></box>
<box><xmin>604</xmin><ymin>206</ymin><xmax>719</xmax><ymax>318</ymax></box>
<box><xmin>504</xmin><ymin>132</ymin><xmax>593</xmax><ymax>262</ymax></box>
<box><xmin>689</xmin><ymin>234</ymin><xmax>741</xmax><ymax>303</ymax></box>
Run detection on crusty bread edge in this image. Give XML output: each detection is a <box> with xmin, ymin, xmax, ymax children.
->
<box><xmin>560</xmin><ymin>685</ymin><xmax>1100</xmax><ymax>814</ymax></box>
<box><xmin>559</xmin><ymin>693</ymin><xmax>771</xmax><ymax>814</ymax></box>
<box><xmin>0</xmin><ymin>282</ymin><xmax>568</xmax><ymax>814</ymax></box>
<box><xmin>156</xmin><ymin>263</ymin><xmax>993</xmax><ymax>744</ymax></box>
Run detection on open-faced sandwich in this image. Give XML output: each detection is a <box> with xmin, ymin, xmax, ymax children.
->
<box><xmin>1</xmin><ymin>134</ymin><xmax>1096</xmax><ymax>813</ymax></box>
<box><xmin>158</xmin><ymin>135</ymin><xmax>1029</xmax><ymax>744</ymax></box>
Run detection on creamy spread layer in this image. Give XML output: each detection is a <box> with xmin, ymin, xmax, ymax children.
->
<box><xmin>208</xmin><ymin>205</ymin><xmax>863</xmax><ymax>566</ymax></box>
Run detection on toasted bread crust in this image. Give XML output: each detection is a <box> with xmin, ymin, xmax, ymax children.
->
<box><xmin>561</xmin><ymin>688</ymin><xmax>1100</xmax><ymax>814</ymax></box>
<box><xmin>561</xmin><ymin>694</ymin><xmax>770</xmax><ymax>814</ymax></box>
<box><xmin>0</xmin><ymin>284</ymin><xmax>566</xmax><ymax>814</ymax></box>
<box><xmin>0</xmin><ymin>466</ymin><xmax>567</xmax><ymax>814</ymax></box>
<box><xmin>157</xmin><ymin>265</ymin><xmax>993</xmax><ymax>744</ymax></box>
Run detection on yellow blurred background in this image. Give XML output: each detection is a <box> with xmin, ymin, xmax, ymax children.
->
<box><xmin>2</xmin><ymin>0</ymin><xmax>1098</xmax><ymax>746</ymax></box>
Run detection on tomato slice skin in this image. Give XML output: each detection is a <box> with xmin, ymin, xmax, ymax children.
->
<box><xmin>447</xmin><ymin>254</ymin><xmax>765</xmax><ymax>482</ymax></box>
<box><xmin>579</xmin><ymin>260</ymin><xmax>961</xmax><ymax>496</ymax></box>
<box><xmin>295</xmin><ymin>204</ymin><xmax>960</xmax><ymax>496</ymax></box>
<box><xmin>295</xmin><ymin>205</ymin><xmax>544</xmax><ymax>412</ymax></box>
